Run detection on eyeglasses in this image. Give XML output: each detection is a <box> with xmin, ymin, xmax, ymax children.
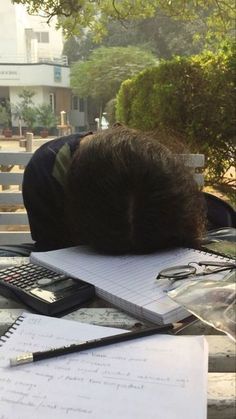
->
<box><xmin>156</xmin><ymin>261</ymin><xmax>236</xmax><ymax>282</ymax></box>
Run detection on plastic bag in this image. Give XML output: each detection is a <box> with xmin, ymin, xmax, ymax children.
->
<box><xmin>168</xmin><ymin>271</ymin><xmax>236</xmax><ymax>341</ymax></box>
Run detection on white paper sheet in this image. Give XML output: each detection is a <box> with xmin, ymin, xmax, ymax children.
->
<box><xmin>0</xmin><ymin>312</ymin><xmax>208</xmax><ymax>419</ymax></box>
<box><xmin>31</xmin><ymin>246</ymin><xmax>230</xmax><ymax>323</ymax></box>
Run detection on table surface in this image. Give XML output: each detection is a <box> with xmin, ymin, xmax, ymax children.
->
<box><xmin>0</xmin><ymin>256</ymin><xmax>235</xmax><ymax>419</ymax></box>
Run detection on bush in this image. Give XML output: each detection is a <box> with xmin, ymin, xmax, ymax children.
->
<box><xmin>116</xmin><ymin>79</ymin><xmax>138</xmax><ymax>126</ymax></box>
<box><xmin>116</xmin><ymin>44</ymin><xmax>235</xmax><ymax>181</ymax></box>
<box><xmin>0</xmin><ymin>103</ymin><xmax>11</xmax><ymax>128</ymax></box>
<box><xmin>37</xmin><ymin>104</ymin><xmax>58</xmax><ymax>129</ymax></box>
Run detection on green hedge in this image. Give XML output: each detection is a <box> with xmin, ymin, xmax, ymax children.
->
<box><xmin>116</xmin><ymin>44</ymin><xmax>235</xmax><ymax>181</ymax></box>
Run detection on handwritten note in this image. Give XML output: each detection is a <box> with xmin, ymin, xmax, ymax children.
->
<box><xmin>0</xmin><ymin>313</ymin><xmax>208</xmax><ymax>419</ymax></box>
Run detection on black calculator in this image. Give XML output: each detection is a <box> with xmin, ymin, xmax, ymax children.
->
<box><xmin>0</xmin><ymin>263</ymin><xmax>95</xmax><ymax>316</ymax></box>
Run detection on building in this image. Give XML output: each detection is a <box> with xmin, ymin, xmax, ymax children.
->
<box><xmin>0</xmin><ymin>1</ymin><xmax>87</xmax><ymax>135</ymax></box>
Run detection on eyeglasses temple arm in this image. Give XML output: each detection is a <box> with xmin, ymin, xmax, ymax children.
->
<box><xmin>198</xmin><ymin>261</ymin><xmax>236</xmax><ymax>268</ymax></box>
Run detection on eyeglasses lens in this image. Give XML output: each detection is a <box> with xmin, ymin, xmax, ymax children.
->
<box><xmin>158</xmin><ymin>265</ymin><xmax>196</xmax><ymax>280</ymax></box>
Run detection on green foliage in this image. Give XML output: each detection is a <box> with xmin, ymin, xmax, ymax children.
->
<box><xmin>13</xmin><ymin>89</ymin><xmax>38</xmax><ymax>129</ymax></box>
<box><xmin>116</xmin><ymin>43</ymin><xmax>235</xmax><ymax>181</ymax></box>
<box><xmin>70</xmin><ymin>46</ymin><xmax>157</xmax><ymax>113</ymax></box>
<box><xmin>0</xmin><ymin>102</ymin><xmax>11</xmax><ymax>127</ymax></box>
<box><xmin>62</xmin><ymin>36</ymin><xmax>85</xmax><ymax>64</ymax></box>
<box><xmin>21</xmin><ymin>107</ymin><xmax>38</xmax><ymax>130</ymax></box>
<box><xmin>12</xmin><ymin>0</ymin><xmax>235</xmax><ymax>44</ymax></box>
<box><xmin>18</xmin><ymin>88</ymin><xmax>35</xmax><ymax>105</ymax></box>
<box><xmin>64</xmin><ymin>15</ymin><xmax>206</xmax><ymax>64</ymax></box>
<box><xmin>116</xmin><ymin>78</ymin><xmax>140</xmax><ymax>126</ymax></box>
<box><xmin>12</xmin><ymin>91</ymin><xmax>57</xmax><ymax>131</ymax></box>
<box><xmin>36</xmin><ymin>104</ymin><xmax>58</xmax><ymax>128</ymax></box>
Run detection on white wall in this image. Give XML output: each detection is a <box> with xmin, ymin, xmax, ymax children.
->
<box><xmin>27</xmin><ymin>14</ymin><xmax>63</xmax><ymax>61</ymax></box>
<box><xmin>0</xmin><ymin>0</ymin><xmax>64</xmax><ymax>63</ymax></box>
<box><xmin>0</xmin><ymin>64</ymin><xmax>70</xmax><ymax>87</ymax></box>
<box><xmin>15</xmin><ymin>4</ymin><xmax>29</xmax><ymax>61</ymax></box>
<box><xmin>0</xmin><ymin>1</ymin><xmax>19</xmax><ymax>61</ymax></box>
<box><xmin>10</xmin><ymin>86</ymin><xmax>44</xmax><ymax>108</ymax></box>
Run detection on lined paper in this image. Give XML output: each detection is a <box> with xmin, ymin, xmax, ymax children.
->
<box><xmin>0</xmin><ymin>312</ymin><xmax>208</xmax><ymax>419</ymax></box>
<box><xmin>31</xmin><ymin>246</ymin><xmax>229</xmax><ymax>323</ymax></box>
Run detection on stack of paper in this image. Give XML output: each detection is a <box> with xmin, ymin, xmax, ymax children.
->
<box><xmin>0</xmin><ymin>312</ymin><xmax>208</xmax><ymax>419</ymax></box>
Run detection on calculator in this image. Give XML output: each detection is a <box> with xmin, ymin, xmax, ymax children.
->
<box><xmin>0</xmin><ymin>263</ymin><xmax>95</xmax><ymax>316</ymax></box>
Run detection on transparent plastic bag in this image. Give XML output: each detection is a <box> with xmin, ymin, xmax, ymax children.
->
<box><xmin>168</xmin><ymin>271</ymin><xmax>236</xmax><ymax>341</ymax></box>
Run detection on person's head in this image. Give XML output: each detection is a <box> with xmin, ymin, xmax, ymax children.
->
<box><xmin>65</xmin><ymin>126</ymin><xmax>206</xmax><ymax>254</ymax></box>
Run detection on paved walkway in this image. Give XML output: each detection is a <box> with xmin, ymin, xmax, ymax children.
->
<box><xmin>0</xmin><ymin>136</ymin><xmax>56</xmax><ymax>150</ymax></box>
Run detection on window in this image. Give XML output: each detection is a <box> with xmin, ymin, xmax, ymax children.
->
<box><xmin>54</xmin><ymin>66</ymin><xmax>62</xmax><ymax>82</ymax></box>
<box><xmin>35</xmin><ymin>32</ymin><xmax>49</xmax><ymax>43</ymax></box>
<box><xmin>79</xmin><ymin>98</ymin><xmax>85</xmax><ymax>112</ymax></box>
<box><xmin>72</xmin><ymin>96</ymin><xmax>85</xmax><ymax>112</ymax></box>
<box><xmin>72</xmin><ymin>96</ymin><xmax>78</xmax><ymax>110</ymax></box>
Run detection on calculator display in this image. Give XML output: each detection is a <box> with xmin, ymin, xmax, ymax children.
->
<box><xmin>30</xmin><ymin>277</ymin><xmax>85</xmax><ymax>302</ymax></box>
<box><xmin>41</xmin><ymin>277</ymin><xmax>77</xmax><ymax>291</ymax></box>
<box><xmin>0</xmin><ymin>263</ymin><xmax>95</xmax><ymax>315</ymax></box>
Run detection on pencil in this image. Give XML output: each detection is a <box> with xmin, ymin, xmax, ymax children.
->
<box><xmin>10</xmin><ymin>323</ymin><xmax>173</xmax><ymax>367</ymax></box>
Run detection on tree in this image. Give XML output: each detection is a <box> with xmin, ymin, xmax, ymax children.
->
<box><xmin>12</xmin><ymin>89</ymin><xmax>38</xmax><ymax>134</ymax></box>
<box><xmin>0</xmin><ymin>101</ymin><xmax>11</xmax><ymax>129</ymax></box>
<box><xmin>63</xmin><ymin>15</ymin><xmax>206</xmax><ymax>64</ymax></box>
<box><xmin>116</xmin><ymin>43</ymin><xmax>235</xmax><ymax>181</ymax></box>
<box><xmin>70</xmin><ymin>46</ymin><xmax>157</xmax><ymax>127</ymax></box>
<box><xmin>63</xmin><ymin>36</ymin><xmax>85</xmax><ymax>64</ymax></box>
<box><xmin>12</xmin><ymin>0</ymin><xmax>235</xmax><ymax>42</ymax></box>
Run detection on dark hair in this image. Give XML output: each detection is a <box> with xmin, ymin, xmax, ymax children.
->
<box><xmin>65</xmin><ymin>126</ymin><xmax>206</xmax><ymax>254</ymax></box>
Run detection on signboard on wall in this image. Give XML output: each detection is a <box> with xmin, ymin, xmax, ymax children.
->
<box><xmin>0</xmin><ymin>69</ymin><xmax>19</xmax><ymax>80</ymax></box>
<box><xmin>54</xmin><ymin>66</ymin><xmax>61</xmax><ymax>82</ymax></box>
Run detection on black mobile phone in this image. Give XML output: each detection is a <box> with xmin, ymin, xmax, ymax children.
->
<box><xmin>0</xmin><ymin>263</ymin><xmax>95</xmax><ymax>316</ymax></box>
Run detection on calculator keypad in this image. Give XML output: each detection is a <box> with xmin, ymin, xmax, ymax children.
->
<box><xmin>0</xmin><ymin>264</ymin><xmax>61</xmax><ymax>291</ymax></box>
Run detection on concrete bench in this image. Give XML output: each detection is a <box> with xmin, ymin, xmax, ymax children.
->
<box><xmin>0</xmin><ymin>143</ymin><xmax>205</xmax><ymax>245</ymax></box>
<box><xmin>0</xmin><ymin>150</ymin><xmax>33</xmax><ymax>244</ymax></box>
<box><xmin>0</xmin><ymin>256</ymin><xmax>235</xmax><ymax>418</ymax></box>
<box><xmin>0</xmin><ymin>133</ymin><xmax>55</xmax><ymax>245</ymax></box>
<box><xmin>0</xmin><ymin>298</ymin><xmax>235</xmax><ymax>418</ymax></box>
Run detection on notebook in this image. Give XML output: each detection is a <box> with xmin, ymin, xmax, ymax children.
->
<box><xmin>0</xmin><ymin>312</ymin><xmax>208</xmax><ymax>419</ymax></box>
<box><xmin>30</xmin><ymin>246</ymin><xmax>233</xmax><ymax>324</ymax></box>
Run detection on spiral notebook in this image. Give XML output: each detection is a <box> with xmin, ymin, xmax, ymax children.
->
<box><xmin>0</xmin><ymin>312</ymin><xmax>208</xmax><ymax>419</ymax></box>
<box><xmin>30</xmin><ymin>246</ymin><xmax>233</xmax><ymax>324</ymax></box>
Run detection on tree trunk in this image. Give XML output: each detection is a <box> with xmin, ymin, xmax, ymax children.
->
<box><xmin>18</xmin><ymin>118</ymin><xmax>22</xmax><ymax>137</ymax></box>
<box><xmin>98</xmin><ymin>104</ymin><xmax>103</xmax><ymax>130</ymax></box>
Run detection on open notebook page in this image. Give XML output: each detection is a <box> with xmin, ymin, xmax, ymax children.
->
<box><xmin>0</xmin><ymin>312</ymin><xmax>208</xmax><ymax>419</ymax></box>
<box><xmin>31</xmin><ymin>246</ymin><xmax>230</xmax><ymax>323</ymax></box>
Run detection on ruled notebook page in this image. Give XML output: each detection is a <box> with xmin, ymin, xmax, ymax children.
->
<box><xmin>0</xmin><ymin>312</ymin><xmax>208</xmax><ymax>419</ymax></box>
<box><xmin>31</xmin><ymin>246</ymin><xmax>230</xmax><ymax>323</ymax></box>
